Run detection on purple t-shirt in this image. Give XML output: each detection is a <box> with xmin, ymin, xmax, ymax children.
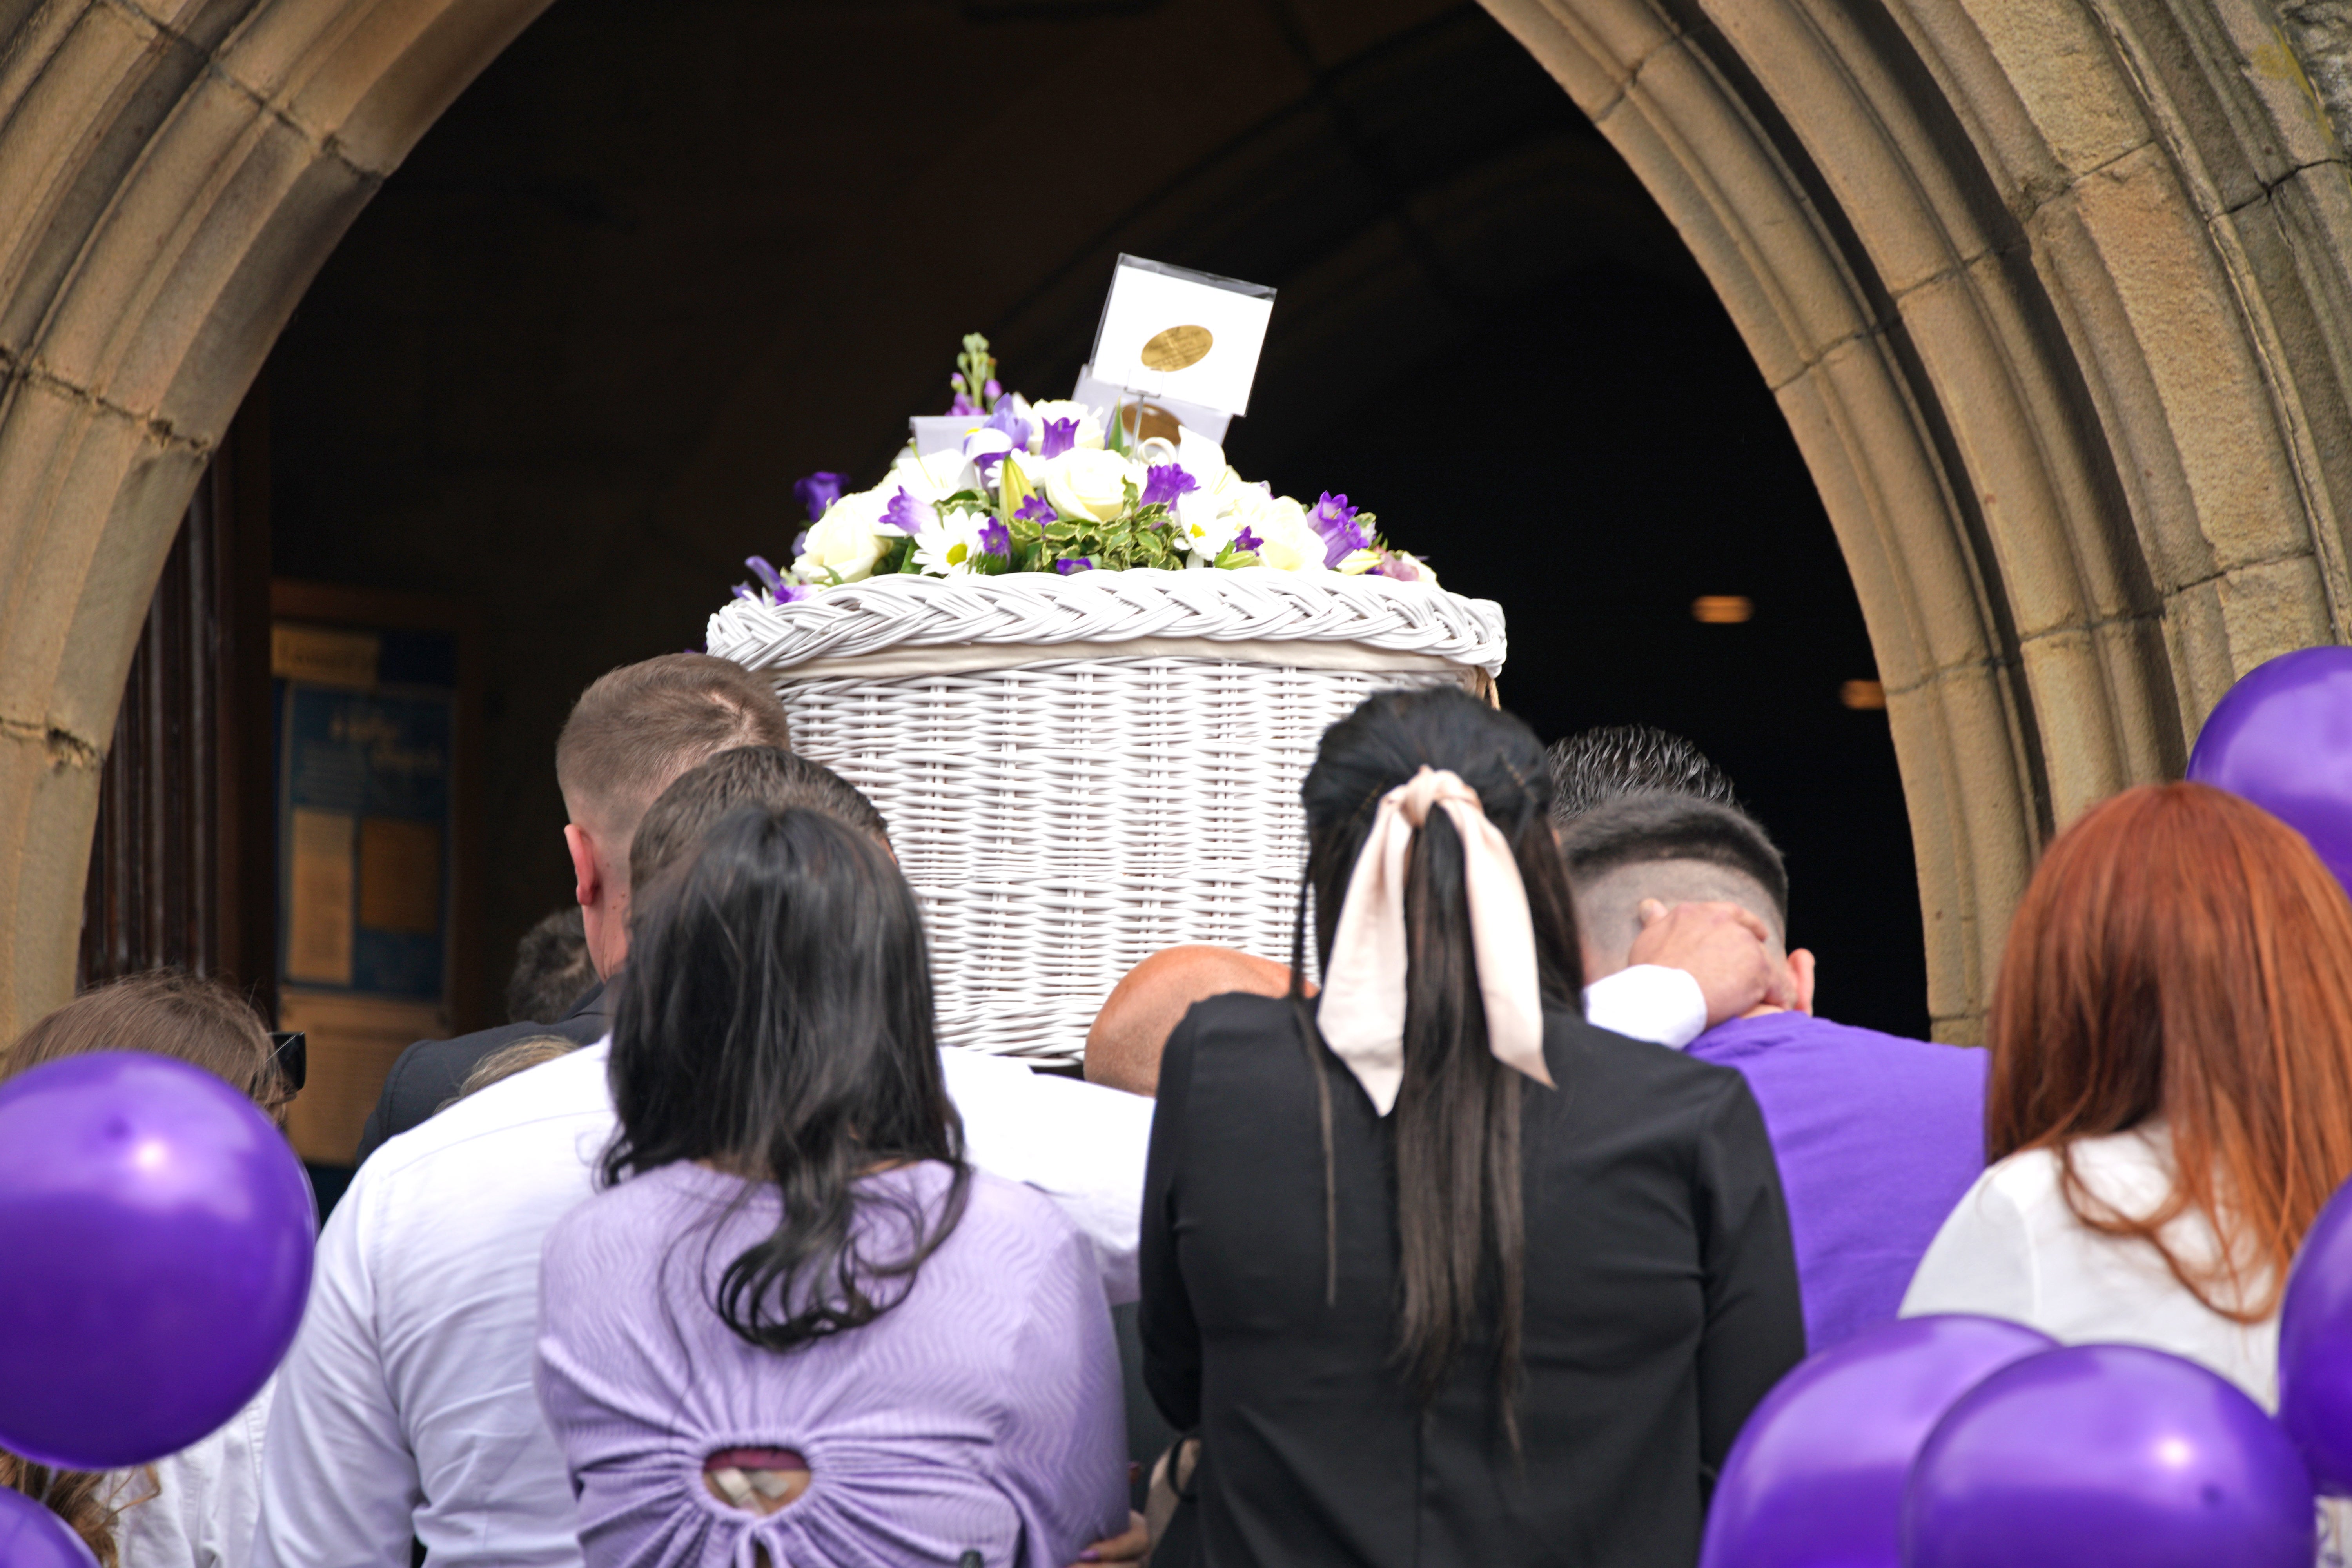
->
<box><xmin>536</xmin><ymin>1161</ymin><xmax>1128</xmax><ymax>1568</ymax></box>
<box><xmin>1687</xmin><ymin>1012</ymin><xmax>1987</xmax><ymax>1352</ymax></box>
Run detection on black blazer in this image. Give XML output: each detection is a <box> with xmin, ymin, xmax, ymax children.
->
<box><xmin>351</xmin><ymin>979</ymin><xmax>610</xmax><ymax>1165</ymax></box>
<box><xmin>1140</xmin><ymin>994</ymin><xmax>1804</xmax><ymax>1568</ymax></box>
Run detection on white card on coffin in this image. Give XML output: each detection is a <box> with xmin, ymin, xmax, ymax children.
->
<box><xmin>1089</xmin><ymin>256</ymin><xmax>1274</xmax><ymax>417</ymax></box>
<box><xmin>909</xmin><ymin>413</ymin><xmax>996</xmax><ymax>456</ymax></box>
<box><xmin>1069</xmin><ymin>366</ymin><xmax>1232</xmax><ymax>444</ymax></box>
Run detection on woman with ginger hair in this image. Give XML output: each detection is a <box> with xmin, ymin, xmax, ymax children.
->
<box><xmin>1903</xmin><ymin>781</ymin><xmax>2352</xmax><ymax>1407</ymax></box>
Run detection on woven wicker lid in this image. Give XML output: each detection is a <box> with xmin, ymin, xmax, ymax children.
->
<box><xmin>706</xmin><ymin>568</ymin><xmax>1508</xmax><ymax>678</ymax></box>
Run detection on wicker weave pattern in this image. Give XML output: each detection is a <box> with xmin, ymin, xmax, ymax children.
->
<box><xmin>713</xmin><ymin>572</ymin><xmax>1507</xmax><ymax>1062</ymax></box>
<box><xmin>708</xmin><ymin>569</ymin><xmax>1507</xmax><ymax>676</ymax></box>
<box><xmin>778</xmin><ymin>656</ymin><xmax>1470</xmax><ymax>1059</ymax></box>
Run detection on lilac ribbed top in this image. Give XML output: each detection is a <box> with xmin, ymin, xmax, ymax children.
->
<box><xmin>535</xmin><ymin>1161</ymin><xmax>1128</xmax><ymax>1568</ymax></box>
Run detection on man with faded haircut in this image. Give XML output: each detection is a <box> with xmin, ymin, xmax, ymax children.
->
<box><xmin>356</xmin><ymin>653</ymin><xmax>792</xmax><ymax>1161</ymax></box>
<box><xmin>1544</xmin><ymin>721</ymin><xmax>1739</xmax><ymax>826</ymax></box>
<box><xmin>257</xmin><ymin>746</ymin><xmax>1154</xmax><ymax>1568</ymax></box>
<box><xmin>1561</xmin><ymin>790</ymin><xmax>1986</xmax><ymax>1352</ymax></box>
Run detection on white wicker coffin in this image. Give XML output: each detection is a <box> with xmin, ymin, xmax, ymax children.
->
<box><xmin>706</xmin><ymin>569</ymin><xmax>1508</xmax><ymax>1063</ymax></box>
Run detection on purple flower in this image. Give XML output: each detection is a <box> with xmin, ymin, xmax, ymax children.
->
<box><xmin>879</xmin><ymin>486</ymin><xmax>931</xmax><ymax>534</ymax></box>
<box><xmin>978</xmin><ymin>519</ymin><xmax>1011</xmax><ymax>557</ymax></box>
<box><xmin>985</xmin><ymin>401</ymin><xmax>1033</xmax><ymax>457</ymax></box>
<box><xmin>745</xmin><ymin>555</ymin><xmax>785</xmax><ymax>593</ymax></box>
<box><xmin>733</xmin><ymin>575</ymin><xmax>806</xmax><ymax>604</ymax></box>
<box><xmin>1015</xmin><ymin>495</ymin><xmax>1058</xmax><ymax>524</ymax></box>
<box><xmin>791</xmin><ymin>530</ymin><xmax>809</xmax><ymax>560</ymax></box>
<box><xmin>949</xmin><ymin>390</ymin><xmax>978</xmax><ymax>416</ymax></box>
<box><xmin>1233</xmin><ymin>525</ymin><xmax>1263</xmax><ymax>555</ymax></box>
<box><xmin>983</xmin><ymin>378</ymin><xmax>1002</xmax><ymax>403</ymax></box>
<box><xmin>1040</xmin><ymin>417</ymin><xmax>1081</xmax><ymax>459</ymax></box>
<box><xmin>793</xmin><ymin>472</ymin><xmax>848</xmax><ymax>523</ymax></box>
<box><xmin>1054</xmin><ymin>556</ymin><xmax>1094</xmax><ymax>575</ymax></box>
<box><xmin>1141</xmin><ymin>464</ymin><xmax>1199</xmax><ymax>508</ymax></box>
<box><xmin>1309</xmin><ymin>491</ymin><xmax>1369</xmax><ymax>568</ymax></box>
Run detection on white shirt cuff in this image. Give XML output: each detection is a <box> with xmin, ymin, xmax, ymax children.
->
<box><xmin>1583</xmin><ymin>965</ymin><xmax>1709</xmax><ymax>1049</ymax></box>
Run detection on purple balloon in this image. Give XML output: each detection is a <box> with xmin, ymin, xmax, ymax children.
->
<box><xmin>1904</xmin><ymin>1343</ymin><xmax>2315</xmax><ymax>1568</ymax></box>
<box><xmin>1699</xmin><ymin>1315</ymin><xmax>2055</xmax><ymax>1568</ymax></box>
<box><xmin>2280</xmin><ymin>1174</ymin><xmax>2352</xmax><ymax>1495</ymax></box>
<box><xmin>0</xmin><ymin>1053</ymin><xmax>314</xmax><ymax>1470</ymax></box>
<box><xmin>0</xmin><ymin>1488</ymin><xmax>99</xmax><ymax>1568</ymax></box>
<box><xmin>2187</xmin><ymin>645</ymin><xmax>2352</xmax><ymax>895</ymax></box>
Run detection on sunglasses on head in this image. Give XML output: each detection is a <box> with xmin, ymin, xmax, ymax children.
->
<box><xmin>269</xmin><ymin>1030</ymin><xmax>307</xmax><ymax>1094</ymax></box>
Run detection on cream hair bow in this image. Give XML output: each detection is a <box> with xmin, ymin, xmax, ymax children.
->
<box><xmin>1316</xmin><ymin>766</ymin><xmax>1553</xmax><ymax>1115</ymax></box>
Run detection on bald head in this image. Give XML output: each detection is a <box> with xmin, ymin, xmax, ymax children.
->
<box><xmin>1086</xmin><ymin>945</ymin><xmax>1297</xmax><ymax>1098</ymax></box>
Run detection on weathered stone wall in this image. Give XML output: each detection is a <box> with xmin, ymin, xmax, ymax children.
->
<box><xmin>2282</xmin><ymin>0</ymin><xmax>2352</xmax><ymax>138</ymax></box>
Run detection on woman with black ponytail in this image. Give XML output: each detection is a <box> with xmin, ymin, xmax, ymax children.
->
<box><xmin>1137</xmin><ymin>687</ymin><xmax>1804</xmax><ymax>1566</ymax></box>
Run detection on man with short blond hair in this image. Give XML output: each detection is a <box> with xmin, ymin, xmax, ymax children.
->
<box><xmin>355</xmin><ymin>653</ymin><xmax>792</xmax><ymax>1161</ymax></box>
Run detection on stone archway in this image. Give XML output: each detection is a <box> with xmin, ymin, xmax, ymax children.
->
<box><xmin>0</xmin><ymin>0</ymin><xmax>555</xmax><ymax>1035</ymax></box>
<box><xmin>2</xmin><ymin>0</ymin><xmax>2347</xmax><ymax>1039</ymax></box>
<box><xmin>1492</xmin><ymin>0</ymin><xmax>2352</xmax><ymax>1038</ymax></box>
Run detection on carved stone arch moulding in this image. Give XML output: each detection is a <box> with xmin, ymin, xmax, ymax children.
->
<box><xmin>1487</xmin><ymin>0</ymin><xmax>2352</xmax><ymax>1040</ymax></box>
<box><xmin>0</xmin><ymin>0</ymin><xmax>556</xmax><ymax>1035</ymax></box>
<box><xmin>2</xmin><ymin>0</ymin><xmax>2348</xmax><ymax>1037</ymax></box>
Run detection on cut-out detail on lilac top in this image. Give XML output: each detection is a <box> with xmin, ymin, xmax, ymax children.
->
<box><xmin>535</xmin><ymin>1161</ymin><xmax>1127</xmax><ymax>1568</ymax></box>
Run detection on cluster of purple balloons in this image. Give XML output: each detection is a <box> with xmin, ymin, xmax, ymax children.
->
<box><xmin>1704</xmin><ymin>1177</ymin><xmax>2352</xmax><ymax>1567</ymax></box>
<box><xmin>1700</xmin><ymin>1314</ymin><xmax>2324</xmax><ymax>1568</ymax></box>
<box><xmin>1702</xmin><ymin>644</ymin><xmax>2352</xmax><ymax>1566</ymax></box>
<box><xmin>0</xmin><ymin>1054</ymin><xmax>316</xmax><ymax>1566</ymax></box>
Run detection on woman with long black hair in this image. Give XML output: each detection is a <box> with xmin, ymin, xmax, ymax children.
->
<box><xmin>534</xmin><ymin>805</ymin><xmax>1130</xmax><ymax>1567</ymax></box>
<box><xmin>1138</xmin><ymin>686</ymin><xmax>1805</xmax><ymax>1565</ymax></box>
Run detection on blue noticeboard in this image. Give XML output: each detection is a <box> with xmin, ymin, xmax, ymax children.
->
<box><xmin>274</xmin><ymin>626</ymin><xmax>458</xmax><ymax>1005</ymax></box>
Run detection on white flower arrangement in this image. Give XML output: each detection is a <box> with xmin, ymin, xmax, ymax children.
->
<box><xmin>734</xmin><ymin>334</ymin><xmax>1435</xmax><ymax>605</ymax></box>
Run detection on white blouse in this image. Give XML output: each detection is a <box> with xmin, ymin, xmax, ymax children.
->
<box><xmin>1901</xmin><ymin>1127</ymin><xmax>2278</xmax><ymax>1402</ymax></box>
<box><xmin>103</xmin><ymin>1378</ymin><xmax>272</xmax><ymax>1568</ymax></box>
<box><xmin>1902</xmin><ymin>1127</ymin><xmax>2343</xmax><ymax>1564</ymax></box>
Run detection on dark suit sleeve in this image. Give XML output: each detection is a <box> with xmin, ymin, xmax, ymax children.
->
<box><xmin>351</xmin><ymin>1045</ymin><xmax>421</xmax><ymax>1167</ymax></box>
<box><xmin>1139</xmin><ymin>1007</ymin><xmax>1203</xmax><ymax>1433</ymax></box>
<box><xmin>1693</xmin><ymin>1072</ymin><xmax>1806</xmax><ymax>1479</ymax></box>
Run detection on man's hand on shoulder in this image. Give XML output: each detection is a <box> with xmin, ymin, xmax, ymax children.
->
<box><xmin>1627</xmin><ymin>898</ymin><xmax>1795</xmax><ymax>1025</ymax></box>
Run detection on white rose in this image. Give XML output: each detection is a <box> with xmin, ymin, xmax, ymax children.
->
<box><xmin>1026</xmin><ymin>399</ymin><xmax>1105</xmax><ymax>453</ymax></box>
<box><xmin>791</xmin><ymin>487</ymin><xmax>895</xmax><ymax>583</ymax></box>
<box><xmin>1043</xmin><ymin>446</ymin><xmax>1134</xmax><ymax>523</ymax></box>
<box><xmin>889</xmin><ymin>447</ymin><xmax>981</xmax><ymax>502</ymax></box>
<box><xmin>1177</xmin><ymin>429</ymin><xmax>1227</xmax><ymax>492</ymax></box>
<box><xmin>1245</xmin><ymin>495</ymin><xmax>1326</xmax><ymax>573</ymax></box>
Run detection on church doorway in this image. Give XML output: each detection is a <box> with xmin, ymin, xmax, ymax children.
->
<box><xmin>10</xmin><ymin>0</ymin><xmax>2347</xmax><ymax>1073</ymax></box>
<box><xmin>231</xmin><ymin>0</ymin><xmax>1923</xmax><ymax>1171</ymax></box>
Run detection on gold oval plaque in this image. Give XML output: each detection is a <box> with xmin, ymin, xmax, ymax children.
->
<box><xmin>1140</xmin><ymin>324</ymin><xmax>1214</xmax><ymax>372</ymax></box>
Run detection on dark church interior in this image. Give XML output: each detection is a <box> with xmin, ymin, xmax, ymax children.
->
<box><xmin>102</xmin><ymin>0</ymin><xmax>1922</xmax><ymax>1188</ymax></box>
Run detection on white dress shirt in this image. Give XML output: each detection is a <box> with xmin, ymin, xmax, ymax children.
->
<box><xmin>1582</xmin><ymin>964</ymin><xmax>1708</xmax><ymax>1049</ymax></box>
<box><xmin>107</xmin><ymin>1379</ymin><xmax>272</xmax><ymax>1568</ymax></box>
<box><xmin>250</xmin><ymin>1042</ymin><xmax>1152</xmax><ymax>1568</ymax></box>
